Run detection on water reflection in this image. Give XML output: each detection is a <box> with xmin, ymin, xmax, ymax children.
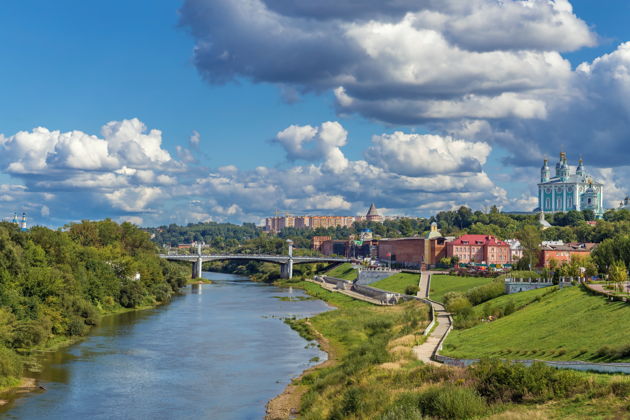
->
<box><xmin>1</xmin><ymin>272</ymin><xmax>330</xmax><ymax>420</ymax></box>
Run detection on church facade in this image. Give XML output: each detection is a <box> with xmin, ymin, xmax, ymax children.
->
<box><xmin>536</xmin><ymin>152</ymin><xmax>604</xmax><ymax>217</ymax></box>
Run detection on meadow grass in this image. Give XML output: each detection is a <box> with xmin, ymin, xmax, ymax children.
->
<box><xmin>469</xmin><ymin>286</ymin><xmax>558</xmax><ymax>319</ymax></box>
<box><xmin>324</xmin><ymin>263</ymin><xmax>357</xmax><ymax>281</ymax></box>
<box><xmin>430</xmin><ymin>274</ymin><xmax>494</xmax><ymax>302</ymax></box>
<box><xmin>370</xmin><ymin>272</ymin><xmax>421</xmax><ymax>294</ymax></box>
<box><xmin>443</xmin><ymin>286</ymin><xmax>630</xmax><ymax>362</ymax></box>
<box><xmin>281</xmin><ymin>274</ymin><xmax>630</xmax><ymax>419</ymax></box>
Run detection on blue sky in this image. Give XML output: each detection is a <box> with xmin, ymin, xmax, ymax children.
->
<box><xmin>1</xmin><ymin>1</ymin><xmax>630</xmax><ymax>227</ymax></box>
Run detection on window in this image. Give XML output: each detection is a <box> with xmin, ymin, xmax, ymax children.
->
<box><xmin>568</xmin><ymin>197</ymin><xmax>572</xmax><ymax>207</ymax></box>
<box><xmin>545</xmin><ymin>198</ymin><xmax>550</xmax><ymax>209</ymax></box>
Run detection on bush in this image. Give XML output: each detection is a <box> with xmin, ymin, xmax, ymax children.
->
<box><xmin>610</xmin><ymin>380</ymin><xmax>630</xmax><ymax>397</ymax></box>
<box><xmin>470</xmin><ymin>359</ymin><xmax>585</xmax><ymax>403</ymax></box>
<box><xmin>417</xmin><ymin>385</ymin><xmax>487</xmax><ymax>419</ymax></box>
<box><xmin>119</xmin><ymin>280</ymin><xmax>146</xmax><ymax>308</ymax></box>
<box><xmin>0</xmin><ymin>346</ymin><xmax>22</xmax><ymax>379</ymax></box>
<box><xmin>594</xmin><ymin>344</ymin><xmax>630</xmax><ymax>360</ymax></box>
<box><xmin>67</xmin><ymin>316</ymin><xmax>89</xmax><ymax>336</ymax></box>
<box><xmin>446</xmin><ymin>296</ymin><xmax>472</xmax><ymax>315</ymax></box>
<box><xmin>12</xmin><ymin>319</ymin><xmax>50</xmax><ymax>349</ymax></box>
<box><xmin>405</xmin><ymin>285</ymin><xmax>419</xmax><ymax>295</ymax></box>
<box><xmin>465</xmin><ymin>280</ymin><xmax>505</xmax><ymax>305</ymax></box>
<box><xmin>379</xmin><ymin>393</ymin><xmax>424</xmax><ymax>420</ymax></box>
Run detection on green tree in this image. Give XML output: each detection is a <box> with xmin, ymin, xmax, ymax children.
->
<box><xmin>608</xmin><ymin>260</ymin><xmax>628</xmax><ymax>293</ymax></box>
<box><xmin>516</xmin><ymin>225</ymin><xmax>541</xmax><ymax>270</ymax></box>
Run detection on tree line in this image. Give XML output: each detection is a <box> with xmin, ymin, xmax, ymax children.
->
<box><xmin>0</xmin><ymin>220</ymin><xmax>188</xmax><ymax>388</ymax></box>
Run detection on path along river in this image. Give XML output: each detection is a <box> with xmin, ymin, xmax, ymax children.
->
<box><xmin>1</xmin><ymin>272</ymin><xmax>331</xmax><ymax>420</ymax></box>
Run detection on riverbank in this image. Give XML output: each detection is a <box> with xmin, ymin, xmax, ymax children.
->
<box><xmin>0</xmin><ymin>296</ymin><xmax>182</xmax><ymax>403</ymax></box>
<box><xmin>265</xmin><ymin>277</ymin><xmax>630</xmax><ymax>419</ymax></box>
<box><xmin>265</xmin><ymin>320</ymin><xmax>336</xmax><ymax>420</ymax></box>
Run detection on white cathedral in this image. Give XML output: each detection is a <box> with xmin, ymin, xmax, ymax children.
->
<box><xmin>536</xmin><ymin>152</ymin><xmax>604</xmax><ymax>217</ymax></box>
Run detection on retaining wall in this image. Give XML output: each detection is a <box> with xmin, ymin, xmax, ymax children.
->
<box><xmin>434</xmin><ymin>354</ymin><xmax>630</xmax><ymax>374</ymax></box>
<box><xmin>356</xmin><ymin>268</ymin><xmax>398</xmax><ymax>285</ymax></box>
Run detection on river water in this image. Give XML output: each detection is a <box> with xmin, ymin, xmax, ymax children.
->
<box><xmin>1</xmin><ymin>272</ymin><xmax>331</xmax><ymax>420</ymax></box>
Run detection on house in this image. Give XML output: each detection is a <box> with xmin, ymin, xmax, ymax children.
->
<box><xmin>447</xmin><ymin>234</ymin><xmax>511</xmax><ymax>265</ymax></box>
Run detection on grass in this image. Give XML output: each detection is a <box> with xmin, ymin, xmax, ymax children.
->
<box><xmin>429</xmin><ymin>274</ymin><xmax>494</xmax><ymax>303</ymax></box>
<box><xmin>324</xmin><ymin>263</ymin><xmax>357</xmax><ymax>281</ymax></box>
<box><xmin>370</xmin><ymin>272</ymin><xmax>421</xmax><ymax>294</ymax></box>
<box><xmin>280</xmin><ymin>280</ymin><xmax>370</xmax><ymax>309</ymax></box>
<box><xmin>468</xmin><ymin>286</ymin><xmax>559</xmax><ymax>320</ymax></box>
<box><xmin>278</xmin><ymin>273</ymin><xmax>630</xmax><ymax>419</ymax></box>
<box><xmin>443</xmin><ymin>286</ymin><xmax>630</xmax><ymax>362</ymax></box>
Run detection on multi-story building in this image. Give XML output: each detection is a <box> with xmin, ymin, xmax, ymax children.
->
<box><xmin>447</xmin><ymin>234</ymin><xmax>511</xmax><ymax>265</ymax></box>
<box><xmin>376</xmin><ymin>223</ymin><xmax>452</xmax><ymax>268</ymax></box>
<box><xmin>536</xmin><ymin>152</ymin><xmax>604</xmax><ymax>217</ymax></box>
<box><xmin>539</xmin><ymin>242</ymin><xmax>598</xmax><ymax>267</ymax></box>
<box><xmin>264</xmin><ymin>203</ymin><xmax>389</xmax><ymax>233</ymax></box>
<box><xmin>311</xmin><ymin>236</ymin><xmax>332</xmax><ymax>252</ymax></box>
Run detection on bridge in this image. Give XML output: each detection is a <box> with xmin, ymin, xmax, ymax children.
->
<box><xmin>160</xmin><ymin>241</ymin><xmax>351</xmax><ymax>279</ymax></box>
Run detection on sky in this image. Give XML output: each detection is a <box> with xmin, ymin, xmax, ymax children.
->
<box><xmin>1</xmin><ymin>0</ymin><xmax>630</xmax><ymax>227</ymax></box>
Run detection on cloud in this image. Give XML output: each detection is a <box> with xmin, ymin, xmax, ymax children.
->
<box><xmin>191</xmin><ymin>121</ymin><xmax>508</xmax><ymax>219</ymax></box>
<box><xmin>365</xmin><ymin>132</ymin><xmax>491</xmax><ymax>176</ymax></box>
<box><xmin>180</xmin><ymin>0</ymin><xmax>592</xmax><ymax>123</ymax></box>
<box><xmin>449</xmin><ymin>42</ymin><xmax>630</xmax><ymax>168</ymax></box>
<box><xmin>104</xmin><ymin>186</ymin><xmax>164</xmax><ymax>213</ymax></box>
<box><xmin>0</xmin><ymin>119</ymin><xmax>184</xmax><ymax>222</ymax></box>
<box><xmin>273</xmin><ymin>122</ymin><xmax>349</xmax><ymax>172</ymax></box>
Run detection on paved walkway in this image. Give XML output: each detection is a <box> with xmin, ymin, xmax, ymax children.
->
<box><xmin>413</xmin><ymin>271</ymin><xmax>453</xmax><ymax>365</ymax></box>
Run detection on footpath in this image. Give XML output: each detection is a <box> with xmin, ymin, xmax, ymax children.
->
<box><xmin>412</xmin><ymin>272</ymin><xmax>453</xmax><ymax>365</ymax></box>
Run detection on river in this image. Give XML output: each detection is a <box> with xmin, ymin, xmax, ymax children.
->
<box><xmin>1</xmin><ymin>272</ymin><xmax>331</xmax><ymax>420</ymax></box>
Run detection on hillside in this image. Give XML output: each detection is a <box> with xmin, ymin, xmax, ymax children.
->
<box><xmin>442</xmin><ymin>286</ymin><xmax>630</xmax><ymax>362</ymax></box>
<box><xmin>429</xmin><ymin>274</ymin><xmax>494</xmax><ymax>302</ymax></box>
<box><xmin>324</xmin><ymin>263</ymin><xmax>357</xmax><ymax>281</ymax></box>
<box><xmin>370</xmin><ymin>272</ymin><xmax>420</xmax><ymax>294</ymax></box>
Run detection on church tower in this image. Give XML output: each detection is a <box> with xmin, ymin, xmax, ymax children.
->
<box><xmin>559</xmin><ymin>152</ymin><xmax>570</xmax><ymax>181</ymax></box>
<box><xmin>576</xmin><ymin>158</ymin><xmax>585</xmax><ymax>177</ymax></box>
<box><xmin>541</xmin><ymin>159</ymin><xmax>550</xmax><ymax>182</ymax></box>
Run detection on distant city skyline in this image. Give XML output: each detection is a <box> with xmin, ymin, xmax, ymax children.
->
<box><xmin>2</xmin><ymin>1</ymin><xmax>630</xmax><ymax>227</ymax></box>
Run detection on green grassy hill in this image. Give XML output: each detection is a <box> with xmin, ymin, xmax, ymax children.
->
<box><xmin>325</xmin><ymin>263</ymin><xmax>357</xmax><ymax>281</ymax></box>
<box><xmin>429</xmin><ymin>274</ymin><xmax>494</xmax><ymax>302</ymax></box>
<box><xmin>443</xmin><ymin>286</ymin><xmax>630</xmax><ymax>362</ymax></box>
<box><xmin>370</xmin><ymin>272</ymin><xmax>420</xmax><ymax>294</ymax></box>
<box><xmin>468</xmin><ymin>286</ymin><xmax>558</xmax><ymax>319</ymax></box>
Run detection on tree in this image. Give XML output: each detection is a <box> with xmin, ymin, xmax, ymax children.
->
<box><xmin>516</xmin><ymin>225</ymin><xmax>541</xmax><ymax>270</ymax></box>
<box><xmin>608</xmin><ymin>260</ymin><xmax>627</xmax><ymax>293</ymax></box>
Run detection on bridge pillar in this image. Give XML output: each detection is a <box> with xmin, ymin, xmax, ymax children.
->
<box><xmin>192</xmin><ymin>257</ymin><xmax>203</xmax><ymax>279</ymax></box>
<box><xmin>280</xmin><ymin>260</ymin><xmax>294</xmax><ymax>279</ymax></box>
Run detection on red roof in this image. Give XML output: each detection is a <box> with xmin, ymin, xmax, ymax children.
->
<box><xmin>450</xmin><ymin>234</ymin><xmax>508</xmax><ymax>246</ymax></box>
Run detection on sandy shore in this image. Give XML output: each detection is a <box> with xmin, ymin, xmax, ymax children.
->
<box><xmin>265</xmin><ymin>321</ymin><xmax>336</xmax><ymax>420</ymax></box>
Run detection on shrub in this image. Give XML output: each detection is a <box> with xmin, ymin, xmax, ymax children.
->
<box><xmin>417</xmin><ymin>385</ymin><xmax>487</xmax><ymax>419</ymax></box>
<box><xmin>594</xmin><ymin>344</ymin><xmax>630</xmax><ymax>360</ymax></box>
<box><xmin>405</xmin><ymin>285</ymin><xmax>419</xmax><ymax>296</ymax></box>
<box><xmin>446</xmin><ymin>296</ymin><xmax>472</xmax><ymax>315</ymax></box>
<box><xmin>67</xmin><ymin>316</ymin><xmax>89</xmax><ymax>336</ymax></box>
<box><xmin>12</xmin><ymin>319</ymin><xmax>50</xmax><ymax>349</ymax></box>
<box><xmin>0</xmin><ymin>346</ymin><xmax>22</xmax><ymax>379</ymax></box>
<box><xmin>465</xmin><ymin>280</ymin><xmax>505</xmax><ymax>305</ymax></box>
<box><xmin>119</xmin><ymin>280</ymin><xmax>146</xmax><ymax>308</ymax></box>
<box><xmin>470</xmin><ymin>359</ymin><xmax>585</xmax><ymax>403</ymax></box>
<box><xmin>379</xmin><ymin>393</ymin><xmax>424</xmax><ymax>420</ymax></box>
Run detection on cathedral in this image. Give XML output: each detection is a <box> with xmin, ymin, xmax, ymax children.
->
<box><xmin>536</xmin><ymin>152</ymin><xmax>604</xmax><ymax>217</ymax></box>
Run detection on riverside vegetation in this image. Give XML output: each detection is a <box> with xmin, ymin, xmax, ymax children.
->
<box><xmin>0</xmin><ymin>220</ymin><xmax>188</xmax><ymax>391</ymax></box>
<box><xmin>210</xmin><ymin>261</ymin><xmax>629</xmax><ymax>419</ymax></box>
